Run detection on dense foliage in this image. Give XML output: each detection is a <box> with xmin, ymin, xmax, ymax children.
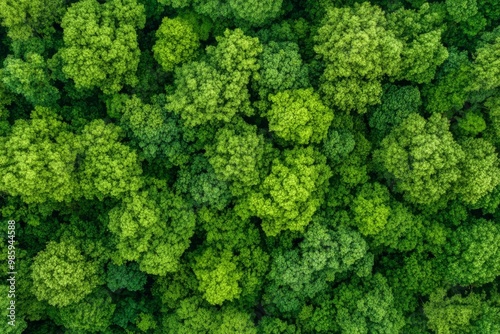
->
<box><xmin>2</xmin><ymin>0</ymin><xmax>500</xmax><ymax>332</ymax></box>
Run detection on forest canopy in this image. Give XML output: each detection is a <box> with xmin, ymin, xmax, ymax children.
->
<box><xmin>2</xmin><ymin>0</ymin><xmax>500</xmax><ymax>333</ymax></box>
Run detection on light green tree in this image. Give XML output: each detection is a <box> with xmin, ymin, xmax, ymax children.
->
<box><xmin>31</xmin><ymin>241</ymin><xmax>101</xmax><ymax>307</ymax></box>
<box><xmin>60</xmin><ymin>0</ymin><xmax>146</xmax><ymax>94</ymax></box>
<box><xmin>455</xmin><ymin>138</ymin><xmax>500</xmax><ymax>205</ymax></box>
<box><xmin>2</xmin><ymin>53</ymin><xmax>60</xmax><ymax>106</ymax></box>
<box><xmin>76</xmin><ymin>119</ymin><xmax>143</xmax><ymax>200</ymax></box>
<box><xmin>374</xmin><ymin>113</ymin><xmax>464</xmax><ymax>205</ymax></box>
<box><xmin>238</xmin><ymin>147</ymin><xmax>331</xmax><ymax>236</ymax></box>
<box><xmin>352</xmin><ymin>182</ymin><xmax>391</xmax><ymax>236</ymax></box>
<box><xmin>153</xmin><ymin>17</ymin><xmax>200</xmax><ymax>72</ymax></box>
<box><xmin>424</xmin><ymin>288</ymin><xmax>482</xmax><ymax>334</ymax></box>
<box><xmin>167</xmin><ymin>29</ymin><xmax>262</xmax><ymax>126</ymax></box>
<box><xmin>314</xmin><ymin>2</ymin><xmax>402</xmax><ymax>113</ymax></box>
<box><xmin>0</xmin><ymin>0</ymin><xmax>66</xmax><ymax>40</ymax></box>
<box><xmin>267</xmin><ymin>88</ymin><xmax>333</xmax><ymax>145</ymax></box>
<box><xmin>0</xmin><ymin>107</ymin><xmax>76</xmax><ymax>204</ymax></box>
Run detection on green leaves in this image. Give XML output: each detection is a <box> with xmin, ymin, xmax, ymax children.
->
<box><xmin>239</xmin><ymin>147</ymin><xmax>331</xmax><ymax>236</ymax></box>
<box><xmin>206</xmin><ymin>119</ymin><xmax>272</xmax><ymax>194</ymax></box>
<box><xmin>0</xmin><ymin>0</ymin><xmax>66</xmax><ymax>40</ymax></box>
<box><xmin>471</xmin><ymin>31</ymin><xmax>500</xmax><ymax>91</ymax></box>
<box><xmin>77</xmin><ymin>120</ymin><xmax>143</xmax><ymax>200</ymax></box>
<box><xmin>153</xmin><ymin>17</ymin><xmax>200</xmax><ymax>72</ymax></box>
<box><xmin>31</xmin><ymin>241</ymin><xmax>100</xmax><ymax>307</ymax></box>
<box><xmin>444</xmin><ymin>219</ymin><xmax>500</xmax><ymax>285</ymax></box>
<box><xmin>106</xmin><ymin>262</ymin><xmax>147</xmax><ymax>292</ymax></box>
<box><xmin>114</xmin><ymin>94</ymin><xmax>190</xmax><ymax>165</ymax></box>
<box><xmin>167</xmin><ymin>29</ymin><xmax>262</xmax><ymax>126</ymax></box>
<box><xmin>254</xmin><ymin>41</ymin><xmax>309</xmax><ymax>98</ymax></box>
<box><xmin>333</xmin><ymin>274</ymin><xmax>405</xmax><ymax>334</ymax></box>
<box><xmin>263</xmin><ymin>221</ymin><xmax>372</xmax><ymax>315</ymax></box>
<box><xmin>4</xmin><ymin>0</ymin><xmax>500</xmax><ymax>332</ymax></box>
<box><xmin>192</xmin><ymin>209</ymin><xmax>269</xmax><ymax>305</ymax></box>
<box><xmin>315</xmin><ymin>2</ymin><xmax>403</xmax><ymax>113</ymax></box>
<box><xmin>60</xmin><ymin>0</ymin><xmax>145</xmax><ymax>94</ymax></box>
<box><xmin>108</xmin><ymin>185</ymin><xmax>195</xmax><ymax>276</ymax></box>
<box><xmin>0</xmin><ymin>107</ymin><xmax>76</xmax><ymax>204</ymax></box>
<box><xmin>2</xmin><ymin>53</ymin><xmax>60</xmax><ymax>106</ymax></box>
<box><xmin>455</xmin><ymin>138</ymin><xmax>500</xmax><ymax>204</ymax></box>
<box><xmin>53</xmin><ymin>289</ymin><xmax>116</xmax><ymax>332</ymax></box>
<box><xmin>375</xmin><ymin>113</ymin><xmax>464</xmax><ymax>205</ymax></box>
<box><xmin>353</xmin><ymin>183</ymin><xmax>391</xmax><ymax>236</ymax></box>
<box><xmin>424</xmin><ymin>288</ymin><xmax>483</xmax><ymax>334</ymax></box>
<box><xmin>193</xmin><ymin>248</ymin><xmax>244</xmax><ymax>305</ymax></box>
<box><xmin>267</xmin><ymin>88</ymin><xmax>333</xmax><ymax>145</ymax></box>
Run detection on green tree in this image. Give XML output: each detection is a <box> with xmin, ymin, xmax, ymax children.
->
<box><xmin>424</xmin><ymin>288</ymin><xmax>482</xmax><ymax>334</ymax></box>
<box><xmin>253</xmin><ymin>41</ymin><xmax>309</xmax><ymax>102</ymax></box>
<box><xmin>153</xmin><ymin>17</ymin><xmax>200</xmax><ymax>72</ymax></box>
<box><xmin>370</xmin><ymin>201</ymin><xmax>424</xmax><ymax>252</ymax></box>
<box><xmin>108</xmin><ymin>183</ymin><xmax>196</xmax><ymax>276</ymax></box>
<box><xmin>112</xmin><ymin>94</ymin><xmax>191</xmax><ymax>165</ymax></box>
<box><xmin>76</xmin><ymin>119</ymin><xmax>143</xmax><ymax>200</ymax></box>
<box><xmin>238</xmin><ymin>147</ymin><xmax>331</xmax><ymax>236</ymax></box>
<box><xmin>423</xmin><ymin>48</ymin><xmax>472</xmax><ymax>114</ymax></box>
<box><xmin>266</xmin><ymin>88</ymin><xmax>333</xmax><ymax>145</ymax></box>
<box><xmin>60</xmin><ymin>0</ymin><xmax>146</xmax><ymax>94</ymax></box>
<box><xmin>388</xmin><ymin>3</ymin><xmax>448</xmax><ymax>84</ymax></box>
<box><xmin>374</xmin><ymin>113</ymin><xmax>464</xmax><ymax>205</ymax></box>
<box><xmin>471</xmin><ymin>28</ymin><xmax>500</xmax><ymax>91</ymax></box>
<box><xmin>2</xmin><ymin>53</ymin><xmax>60</xmax><ymax>106</ymax></box>
<box><xmin>163</xmin><ymin>0</ymin><xmax>283</xmax><ymax>27</ymax></box>
<box><xmin>0</xmin><ymin>0</ymin><xmax>66</xmax><ymax>40</ymax></box>
<box><xmin>161</xmin><ymin>296</ymin><xmax>257</xmax><ymax>333</ymax></box>
<box><xmin>454</xmin><ymin>138</ymin><xmax>500</xmax><ymax>205</ymax></box>
<box><xmin>446</xmin><ymin>0</ymin><xmax>478</xmax><ymax>23</ymax></box>
<box><xmin>457</xmin><ymin>111</ymin><xmax>487</xmax><ymax>136</ymax></box>
<box><xmin>484</xmin><ymin>96</ymin><xmax>500</xmax><ymax>144</ymax></box>
<box><xmin>314</xmin><ymin>2</ymin><xmax>402</xmax><ymax>112</ymax></box>
<box><xmin>192</xmin><ymin>209</ymin><xmax>269</xmax><ymax>305</ymax></box>
<box><xmin>31</xmin><ymin>241</ymin><xmax>101</xmax><ymax>307</ymax></box>
<box><xmin>167</xmin><ymin>29</ymin><xmax>262</xmax><ymax>126</ymax></box>
<box><xmin>263</xmin><ymin>220</ymin><xmax>373</xmax><ymax>315</ymax></box>
<box><xmin>0</xmin><ymin>107</ymin><xmax>76</xmax><ymax>204</ymax></box>
<box><xmin>205</xmin><ymin>118</ymin><xmax>273</xmax><ymax>195</ymax></box>
<box><xmin>352</xmin><ymin>182</ymin><xmax>391</xmax><ymax>236</ymax></box>
<box><xmin>443</xmin><ymin>219</ymin><xmax>500</xmax><ymax>285</ymax></box>
<box><xmin>227</xmin><ymin>0</ymin><xmax>283</xmax><ymax>26</ymax></box>
<box><xmin>333</xmin><ymin>274</ymin><xmax>405</xmax><ymax>334</ymax></box>
<box><xmin>52</xmin><ymin>289</ymin><xmax>116</xmax><ymax>333</ymax></box>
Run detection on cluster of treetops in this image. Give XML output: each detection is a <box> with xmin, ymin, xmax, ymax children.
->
<box><xmin>1</xmin><ymin>0</ymin><xmax>500</xmax><ymax>332</ymax></box>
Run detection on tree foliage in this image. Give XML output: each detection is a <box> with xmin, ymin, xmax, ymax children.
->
<box><xmin>153</xmin><ymin>17</ymin><xmax>200</xmax><ymax>72</ymax></box>
<box><xmin>60</xmin><ymin>0</ymin><xmax>146</xmax><ymax>94</ymax></box>
<box><xmin>315</xmin><ymin>2</ymin><xmax>402</xmax><ymax>113</ymax></box>
<box><xmin>267</xmin><ymin>88</ymin><xmax>333</xmax><ymax>145</ymax></box>
<box><xmin>238</xmin><ymin>147</ymin><xmax>331</xmax><ymax>236</ymax></box>
<box><xmin>3</xmin><ymin>0</ymin><xmax>500</xmax><ymax>332</ymax></box>
<box><xmin>374</xmin><ymin>113</ymin><xmax>464</xmax><ymax>205</ymax></box>
<box><xmin>31</xmin><ymin>241</ymin><xmax>101</xmax><ymax>307</ymax></box>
